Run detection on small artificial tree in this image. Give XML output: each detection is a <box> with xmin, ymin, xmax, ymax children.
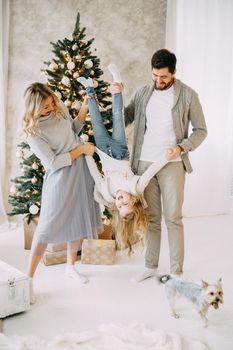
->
<box><xmin>8</xmin><ymin>13</ymin><xmax>112</xmax><ymax>224</ymax></box>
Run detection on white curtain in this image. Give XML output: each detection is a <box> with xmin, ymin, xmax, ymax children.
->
<box><xmin>0</xmin><ymin>0</ymin><xmax>9</xmax><ymax>224</ymax></box>
<box><xmin>166</xmin><ymin>0</ymin><xmax>233</xmax><ymax>216</ymax></box>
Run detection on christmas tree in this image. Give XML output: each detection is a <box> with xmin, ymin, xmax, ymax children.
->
<box><xmin>8</xmin><ymin>12</ymin><xmax>112</xmax><ymax>224</ymax></box>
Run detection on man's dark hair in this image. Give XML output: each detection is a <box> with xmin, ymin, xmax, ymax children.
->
<box><xmin>151</xmin><ymin>49</ymin><xmax>177</xmax><ymax>74</ymax></box>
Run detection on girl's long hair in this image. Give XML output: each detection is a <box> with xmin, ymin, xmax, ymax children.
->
<box><xmin>22</xmin><ymin>82</ymin><xmax>65</xmax><ymax>136</ymax></box>
<box><xmin>111</xmin><ymin>194</ymin><xmax>148</xmax><ymax>255</ymax></box>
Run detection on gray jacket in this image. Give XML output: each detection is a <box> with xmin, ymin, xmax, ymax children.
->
<box><xmin>124</xmin><ymin>79</ymin><xmax>207</xmax><ymax>173</ymax></box>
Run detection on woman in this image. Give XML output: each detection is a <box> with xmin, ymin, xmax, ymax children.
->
<box><xmin>22</xmin><ymin>82</ymin><xmax>102</xmax><ymax>303</ymax></box>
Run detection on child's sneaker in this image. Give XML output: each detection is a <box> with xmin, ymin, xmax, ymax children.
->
<box><xmin>107</xmin><ymin>63</ymin><xmax>122</xmax><ymax>83</ymax></box>
<box><xmin>77</xmin><ymin>77</ymin><xmax>93</xmax><ymax>88</ymax></box>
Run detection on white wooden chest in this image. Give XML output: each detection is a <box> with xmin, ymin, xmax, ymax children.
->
<box><xmin>0</xmin><ymin>260</ymin><xmax>30</xmax><ymax>318</ymax></box>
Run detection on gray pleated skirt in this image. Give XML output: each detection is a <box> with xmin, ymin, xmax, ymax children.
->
<box><xmin>33</xmin><ymin>155</ymin><xmax>102</xmax><ymax>244</ymax></box>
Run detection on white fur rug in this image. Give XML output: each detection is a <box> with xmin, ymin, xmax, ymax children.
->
<box><xmin>0</xmin><ymin>323</ymin><xmax>208</xmax><ymax>350</ymax></box>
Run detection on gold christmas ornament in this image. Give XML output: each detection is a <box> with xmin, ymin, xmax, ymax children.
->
<box><xmin>80</xmin><ymin>40</ymin><xmax>88</xmax><ymax>46</ymax></box>
<box><xmin>49</xmin><ymin>62</ymin><xmax>58</xmax><ymax>71</ymax></box>
<box><xmin>76</xmin><ymin>55</ymin><xmax>82</xmax><ymax>61</ymax></box>
<box><xmin>31</xmin><ymin>176</ymin><xmax>37</xmax><ymax>184</ymax></box>
<box><xmin>79</xmin><ymin>89</ymin><xmax>86</xmax><ymax>96</ymax></box>
<box><xmin>93</xmin><ymin>80</ymin><xmax>98</xmax><ymax>88</ymax></box>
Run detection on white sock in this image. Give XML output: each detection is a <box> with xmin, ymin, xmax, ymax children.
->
<box><xmin>134</xmin><ymin>267</ymin><xmax>157</xmax><ymax>283</ymax></box>
<box><xmin>107</xmin><ymin>63</ymin><xmax>122</xmax><ymax>83</ymax></box>
<box><xmin>29</xmin><ymin>277</ymin><xmax>36</xmax><ymax>304</ymax></box>
<box><xmin>65</xmin><ymin>265</ymin><xmax>88</xmax><ymax>284</ymax></box>
<box><xmin>77</xmin><ymin>77</ymin><xmax>93</xmax><ymax>88</ymax></box>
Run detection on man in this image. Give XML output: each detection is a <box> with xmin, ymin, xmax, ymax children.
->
<box><xmin>111</xmin><ymin>49</ymin><xmax>207</xmax><ymax>281</ymax></box>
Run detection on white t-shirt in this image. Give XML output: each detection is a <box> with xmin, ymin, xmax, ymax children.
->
<box><xmin>96</xmin><ymin>148</ymin><xmax>137</xmax><ymax>197</ymax></box>
<box><xmin>140</xmin><ymin>86</ymin><xmax>181</xmax><ymax>163</ymax></box>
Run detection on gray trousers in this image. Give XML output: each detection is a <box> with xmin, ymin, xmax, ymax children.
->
<box><xmin>137</xmin><ymin>160</ymin><xmax>186</xmax><ymax>274</ymax></box>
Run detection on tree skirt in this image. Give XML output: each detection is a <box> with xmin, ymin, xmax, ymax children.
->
<box><xmin>0</xmin><ymin>323</ymin><xmax>208</xmax><ymax>350</ymax></box>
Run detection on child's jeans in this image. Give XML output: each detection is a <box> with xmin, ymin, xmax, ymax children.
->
<box><xmin>86</xmin><ymin>87</ymin><xmax>129</xmax><ymax>160</ymax></box>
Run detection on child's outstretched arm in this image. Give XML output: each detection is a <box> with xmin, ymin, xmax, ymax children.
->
<box><xmin>136</xmin><ymin>159</ymin><xmax>168</xmax><ymax>193</ymax></box>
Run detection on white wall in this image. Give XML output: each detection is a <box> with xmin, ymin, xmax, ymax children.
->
<box><xmin>5</xmin><ymin>0</ymin><xmax>167</xmax><ymax>213</ymax></box>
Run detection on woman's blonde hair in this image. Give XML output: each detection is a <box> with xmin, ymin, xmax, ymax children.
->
<box><xmin>111</xmin><ymin>194</ymin><xmax>148</xmax><ymax>255</ymax></box>
<box><xmin>22</xmin><ymin>82</ymin><xmax>65</xmax><ymax>136</ymax></box>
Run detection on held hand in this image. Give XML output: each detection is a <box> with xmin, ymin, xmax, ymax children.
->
<box><xmin>81</xmin><ymin>143</ymin><xmax>96</xmax><ymax>156</ymax></box>
<box><xmin>166</xmin><ymin>145</ymin><xmax>182</xmax><ymax>160</ymax></box>
<box><xmin>108</xmin><ymin>82</ymin><xmax>124</xmax><ymax>95</ymax></box>
<box><xmin>83</xmin><ymin>95</ymin><xmax>91</xmax><ymax>106</ymax></box>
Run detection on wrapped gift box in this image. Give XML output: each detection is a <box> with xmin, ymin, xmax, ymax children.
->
<box><xmin>81</xmin><ymin>239</ymin><xmax>116</xmax><ymax>265</ymax></box>
<box><xmin>42</xmin><ymin>250</ymin><xmax>67</xmax><ymax>266</ymax></box>
<box><xmin>23</xmin><ymin>216</ymin><xmax>39</xmax><ymax>250</ymax></box>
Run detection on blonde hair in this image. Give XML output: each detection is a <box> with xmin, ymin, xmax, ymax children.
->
<box><xmin>22</xmin><ymin>82</ymin><xmax>65</xmax><ymax>136</ymax></box>
<box><xmin>111</xmin><ymin>194</ymin><xmax>148</xmax><ymax>255</ymax></box>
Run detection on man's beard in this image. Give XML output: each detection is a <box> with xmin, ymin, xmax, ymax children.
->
<box><xmin>154</xmin><ymin>78</ymin><xmax>174</xmax><ymax>91</ymax></box>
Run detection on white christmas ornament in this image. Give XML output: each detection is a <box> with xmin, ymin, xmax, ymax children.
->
<box><xmin>29</xmin><ymin>204</ymin><xmax>39</xmax><ymax>215</ymax></box>
<box><xmin>61</xmin><ymin>76</ymin><xmax>70</xmax><ymax>86</ymax></box>
<box><xmin>64</xmin><ymin>99</ymin><xmax>72</xmax><ymax>107</ymax></box>
<box><xmin>72</xmin><ymin>43</ymin><xmax>78</xmax><ymax>51</ymax></box>
<box><xmin>93</xmin><ymin>80</ymin><xmax>98</xmax><ymax>88</ymax></box>
<box><xmin>72</xmin><ymin>100</ymin><xmax>81</xmax><ymax>110</ymax></box>
<box><xmin>10</xmin><ymin>184</ymin><xmax>17</xmax><ymax>194</ymax></box>
<box><xmin>32</xmin><ymin>162</ymin><xmax>38</xmax><ymax>170</ymax></box>
<box><xmin>80</xmin><ymin>133</ymin><xmax>89</xmax><ymax>142</ymax></box>
<box><xmin>49</xmin><ymin>62</ymin><xmax>58</xmax><ymax>71</ymax></box>
<box><xmin>55</xmin><ymin>91</ymin><xmax>62</xmax><ymax>99</ymax></box>
<box><xmin>73</xmin><ymin>72</ymin><xmax>79</xmax><ymax>79</ymax></box>
<box><xmin>84</xmin><ymin>59</ymin><xmax>93</xmax><ymax>69</ymax></box>
<box><xmin>67</xmin><ymin>61</ymin><xmax>75</xmax><ymax>70</ymax></box>
<box><xmin>90</xmin><ymin>70</ymin><xmax>95</xmax><ymax>76</ymax></box>
<box><xmin>16</xmin><ymin>150</ymin><xmax>24</xmax><ymax>158</ymax></box>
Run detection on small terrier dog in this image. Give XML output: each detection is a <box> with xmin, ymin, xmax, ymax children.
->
<box><xmin>160</xmin><ymin>275</ymin><xmax>223</xmax><ymax>327</ymax></box>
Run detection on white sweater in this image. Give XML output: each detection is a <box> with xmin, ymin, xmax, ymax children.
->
<box><xmin>85</xmin><ymin>148</ymin><xmax>168</xmax><ymax>207</ymax></box>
